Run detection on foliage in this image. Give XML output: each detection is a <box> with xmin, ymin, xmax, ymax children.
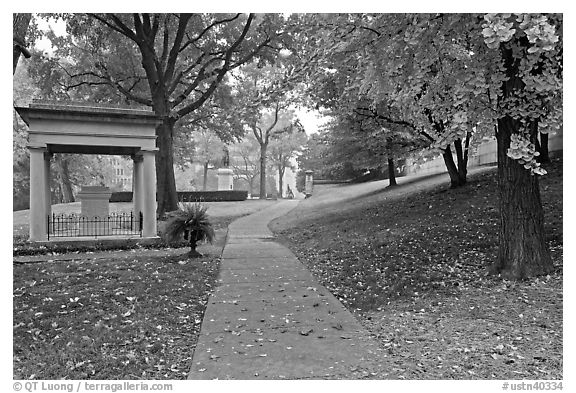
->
<box><xmin>39</xmin><ymin>13</ymin><xmax>293</xmax><ymax>215</ymax></box>
<box><xmin>229</xmin><ymin>133</ymin><xmax>261</xmax><ymax>194</ymax></box>
<box><xmin>300</xmin><ymin>13</ymin><xmax>561</xmax><ymax>276</ymax></box>
<box><xmin>230</xmin><ymin>29</ymin><xmax>317</xmax><ymax>197</ymax></box>
<box><xmin>192</xmin><ymin>130</ymin><xmax>225</xmax><ymax>168</ymax></box>
<box><xmin>480</xmin><ymin>14</ymin><xmax>562</xmax><ymax>175</ymax></box>
<box><xmin>268</xmin><ymin>121</ymin><xmax>307</xmax><ymax>197</ymax></box>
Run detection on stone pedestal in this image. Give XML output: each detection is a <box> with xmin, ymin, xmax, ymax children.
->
<box><xmin>217</xmin><ymin>168</ymin><xmax>234</xmax><ymax>191</ymax></box>
<box><xmin>305</xmin><ymin>170</ymin><xmax>314</xmax><ymax>198</ymax></box>
<box><xmin>77</xmin><ymin>186</ymin><xmax>112</xmax><ymax>236</ymax></box>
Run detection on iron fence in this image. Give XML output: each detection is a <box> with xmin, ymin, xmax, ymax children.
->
<box><xmin>47</xmin><ymin>212</ymin><xmax>143</xmax><ymax>239</ymax></box>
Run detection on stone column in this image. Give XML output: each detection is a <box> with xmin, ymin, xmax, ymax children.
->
<box><xmin>28</xmin><ymin>146</ymin><xmax>48</xmax><ymax>241</ymax></box>
<box><xmin>45</xmin><ymin>153</ymin><xmax>52</xmax><ymax>219</ymax></box>
<box><xmin>305</xmin><ymin>170</ymin><xmax>314</xmax><ymax>198</ymax></box>
<box><xmin>132</xmin><ymin>155</ymin><xmax>144</xmax><ymax>230</ymax></box>
<box><xmin>141</xmin><ymin>149</ymin><xmax>157</xmax><ymax>237</ymax></box>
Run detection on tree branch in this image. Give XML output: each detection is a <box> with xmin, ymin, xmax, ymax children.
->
<box><xmin>89</xmin><ymin>14</ymin><xmax>138</xmax><ymax>42</ymax></box>
<box><xmin>175</xmin><ymin>14</ymin><xmax>257</xmax><ymax>119</ymax></box>
<box><xmin>164</xmin><ymin>13</ymin><xmax>192</xmax><ymax>83</ymax></box>
<box><xmin>180</xmin><ymin>14</ymin><xmax>241</xmax><ymax>53</ymax></box>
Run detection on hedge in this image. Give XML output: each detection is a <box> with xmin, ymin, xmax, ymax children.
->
<box><xmin>109</xmin><ymin>190</ymin><xmax>248</xmax><ymax>203</ymax></box>
<box><xmin>177</xmin><ymin>190</ymin><xmax>248</xmax><ymax>202</ymax></box>
<box><xmin>109</xmin><ymin>192</ymin><xmax>133</xmax><ymax>203</ymax></box>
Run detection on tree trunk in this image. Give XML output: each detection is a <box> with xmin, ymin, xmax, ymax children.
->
<box><xmin>491</xmin><ymin>40</ymin><xmax>553</xmax><ymax>279</ymax></box>
<box><xmin>13</xmin><ymin>13</ymin><xmax>31</xmax><ymax>74</ymax></box>
<box><xmin>493</xmin><ymin>117</ymin><xmax>553</xmax><ymax>278</ymax></box>
<box><xmin>259</xmin><ymin>143</ymin><xmax>268</xmax><ymax>199</ymax></box>
<box><xmin>442</xmin><ymin>144</ymin><xmax>466</xmax><ymax>188</ymax></box>
<box><xmin>387</xmin><ymin>157</ymin><xmax>397</xmax><ymax>186</ymax></box>
<box><xmin>278</xmin><ymin>165</ymin><xmax>285</xmax><ymax>198</ymax></box>
<box><xmin>155</xmin><ymin>118</ymin><xmax>179</xmax><ymax>217</ymax></box>
<box><xmin>454</xmin><ymin>136</ymin><xmax>469</xmax><ymax>183</ymax></box>
<box><xmin>202</xmin><ymin>162</ymin><xmax>209</xmax><ymax>191</ymax></box>
<box><xmin>54</xmin><ymin>154</ymin><xmax>75</xmax><ymax>203</ymax></box>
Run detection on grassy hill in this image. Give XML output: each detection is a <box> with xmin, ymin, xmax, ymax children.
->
<box><xmin>271</xmin><ymin>159</ymin><xmax>562</xmax><ymax>379</ymax></box>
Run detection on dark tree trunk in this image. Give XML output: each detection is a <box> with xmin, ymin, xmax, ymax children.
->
<box><xmin>493</xmin><ymin>117</ymin><xmax>553</xmax><ymax>278</ymax></box>
<box><xmin>387</xmin><ymin>157</ymin><xmax>397</xmax><ymax>186</ymax></box>
<box><xmin>155</xmin><ymin>118</ymin><xmax>179</xmax><ymax>217</ymax></box>
<box><xmin>278</xmin><ymin>164</ymin><xmax>285</xmax><ymax>198</ymax></box>
<box><xmin>54</xmin><ymin>154</ymin><xmax>75</xmax><ymax>203</ymax></box>
<box><xmin>491</xmin><ymin>39</ymin><xmax>553</xmax><ymax>279</ymax></box>
<box><xmin>442</xmin><ymin>144</ymin><xmax>466</xmax><ymax>188</ymax></box>
<box><xmin>202</xmin><ymin>162</ymin><xmax>209</xmax><ymax>191</ymax></box>
<box><xmin>259</xmin><ymin>143</ymin><xmax>268</xmax><ymax>199</ymax></box>
<box><xmin>454</xmin><ymin>135</ymin><xmax>470</xmax><ymax>183</ymax></box>
<box><xmin>13</xmin><ymin>13</ymin><xmax>31</xmax><ymax>74</ymax></box>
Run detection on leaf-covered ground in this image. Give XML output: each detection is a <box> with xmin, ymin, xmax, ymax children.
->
<box><xmin>13</xmin><ymin>238</ymin><xmax>225</xmax><ymax>380</ymax></box>
<box><xmin>273</xmin><ymin>158</ymin><xmax>563</xmax><ymax>379</ymax></box>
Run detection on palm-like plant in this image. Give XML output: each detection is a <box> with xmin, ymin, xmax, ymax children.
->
<box><xmin>163</xmin><ymin>203</ymin><xmax>215</xmax><ymax>258</ymax></box>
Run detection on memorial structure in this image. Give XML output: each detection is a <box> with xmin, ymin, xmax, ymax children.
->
<box><xmin>15</xmin><ymin>100</ymin><xmax>161</xmax><ymax>241</ymax></box>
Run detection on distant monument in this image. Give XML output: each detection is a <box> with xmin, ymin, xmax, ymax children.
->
<box><xmin>217</xmin><ymin>146</ymin><xmax>233</xmax><ymax>191</ymax></box>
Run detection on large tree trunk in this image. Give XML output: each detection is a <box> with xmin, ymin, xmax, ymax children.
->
<box><xmin>493</xmin><ymin>117</ymin><xmax>553</xmax><ymax>278</ymax></box>
<box><xmin>155</xmin><ymin>118</ymin><xmax>179</xmax><ymax>217</ymax></box>
<box><xmin>491</xmin><ymin>40</ymin><xmax>553</xmax><ymax>279</ymax></box>
<box><xmin>202</xmin><ymin>162</ymin><xmax>209</xmax><ymax>191</ymax></box>
<box><xmin>259</xmin><ymin>143</ymin><xmax>268</xmax><ymax>199</ymax></box>
<box><xmin>13</xmin><ymin>13</ymin><xmax>31</xmax><ymax>74</ymax></box>
<box><xmin>442</xmin><ymin>144</ymin><xmax>466</xmax><ymax>188</ymax></box>
<box><xmin>54</xmin><ymin>154</ymin><xmax>75</xmax><ymax>203</ymax></box>
<box><xmin>387</xmin><ymin>157</ymin><xmax>397</xmax><ymax>186</ymax></box>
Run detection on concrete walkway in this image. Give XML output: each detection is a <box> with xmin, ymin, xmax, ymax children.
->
<box><xmin>188</xmin><ymin>200</ymin><xmax>385</xmax><ymax>380</ymax></box>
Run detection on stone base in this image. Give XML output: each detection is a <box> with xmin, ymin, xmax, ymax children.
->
<box><xmin>217</xmin><ymin>168</ymin><xmax>234</xmax><ymax>191</ymax></box>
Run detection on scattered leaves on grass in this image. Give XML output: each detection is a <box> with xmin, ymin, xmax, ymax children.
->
<box><xmin>275</xmin><ymin>159</ymin><xmax>563</xmax><ymax>380</ymax></box>
<box><xmin>13</xmin><ymin>251</ymin><xmax>221</xmax><ymax>380</ymax></box>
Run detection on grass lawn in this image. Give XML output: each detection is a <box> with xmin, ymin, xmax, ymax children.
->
<box><xmin>13</xmin><ymin>199</ymin><xmax>279</xmax><ymax>379</ymax></box>
<box><xmin>271</xmin><ymin>159</ymin><xmax>563</xmax><ymax>379</ymax></box>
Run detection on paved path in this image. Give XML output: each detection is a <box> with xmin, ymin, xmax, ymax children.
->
<box><xmin>188</xmin><ymin>200</ymin><xmax>385</xmax><ymax>380</ymax></box>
